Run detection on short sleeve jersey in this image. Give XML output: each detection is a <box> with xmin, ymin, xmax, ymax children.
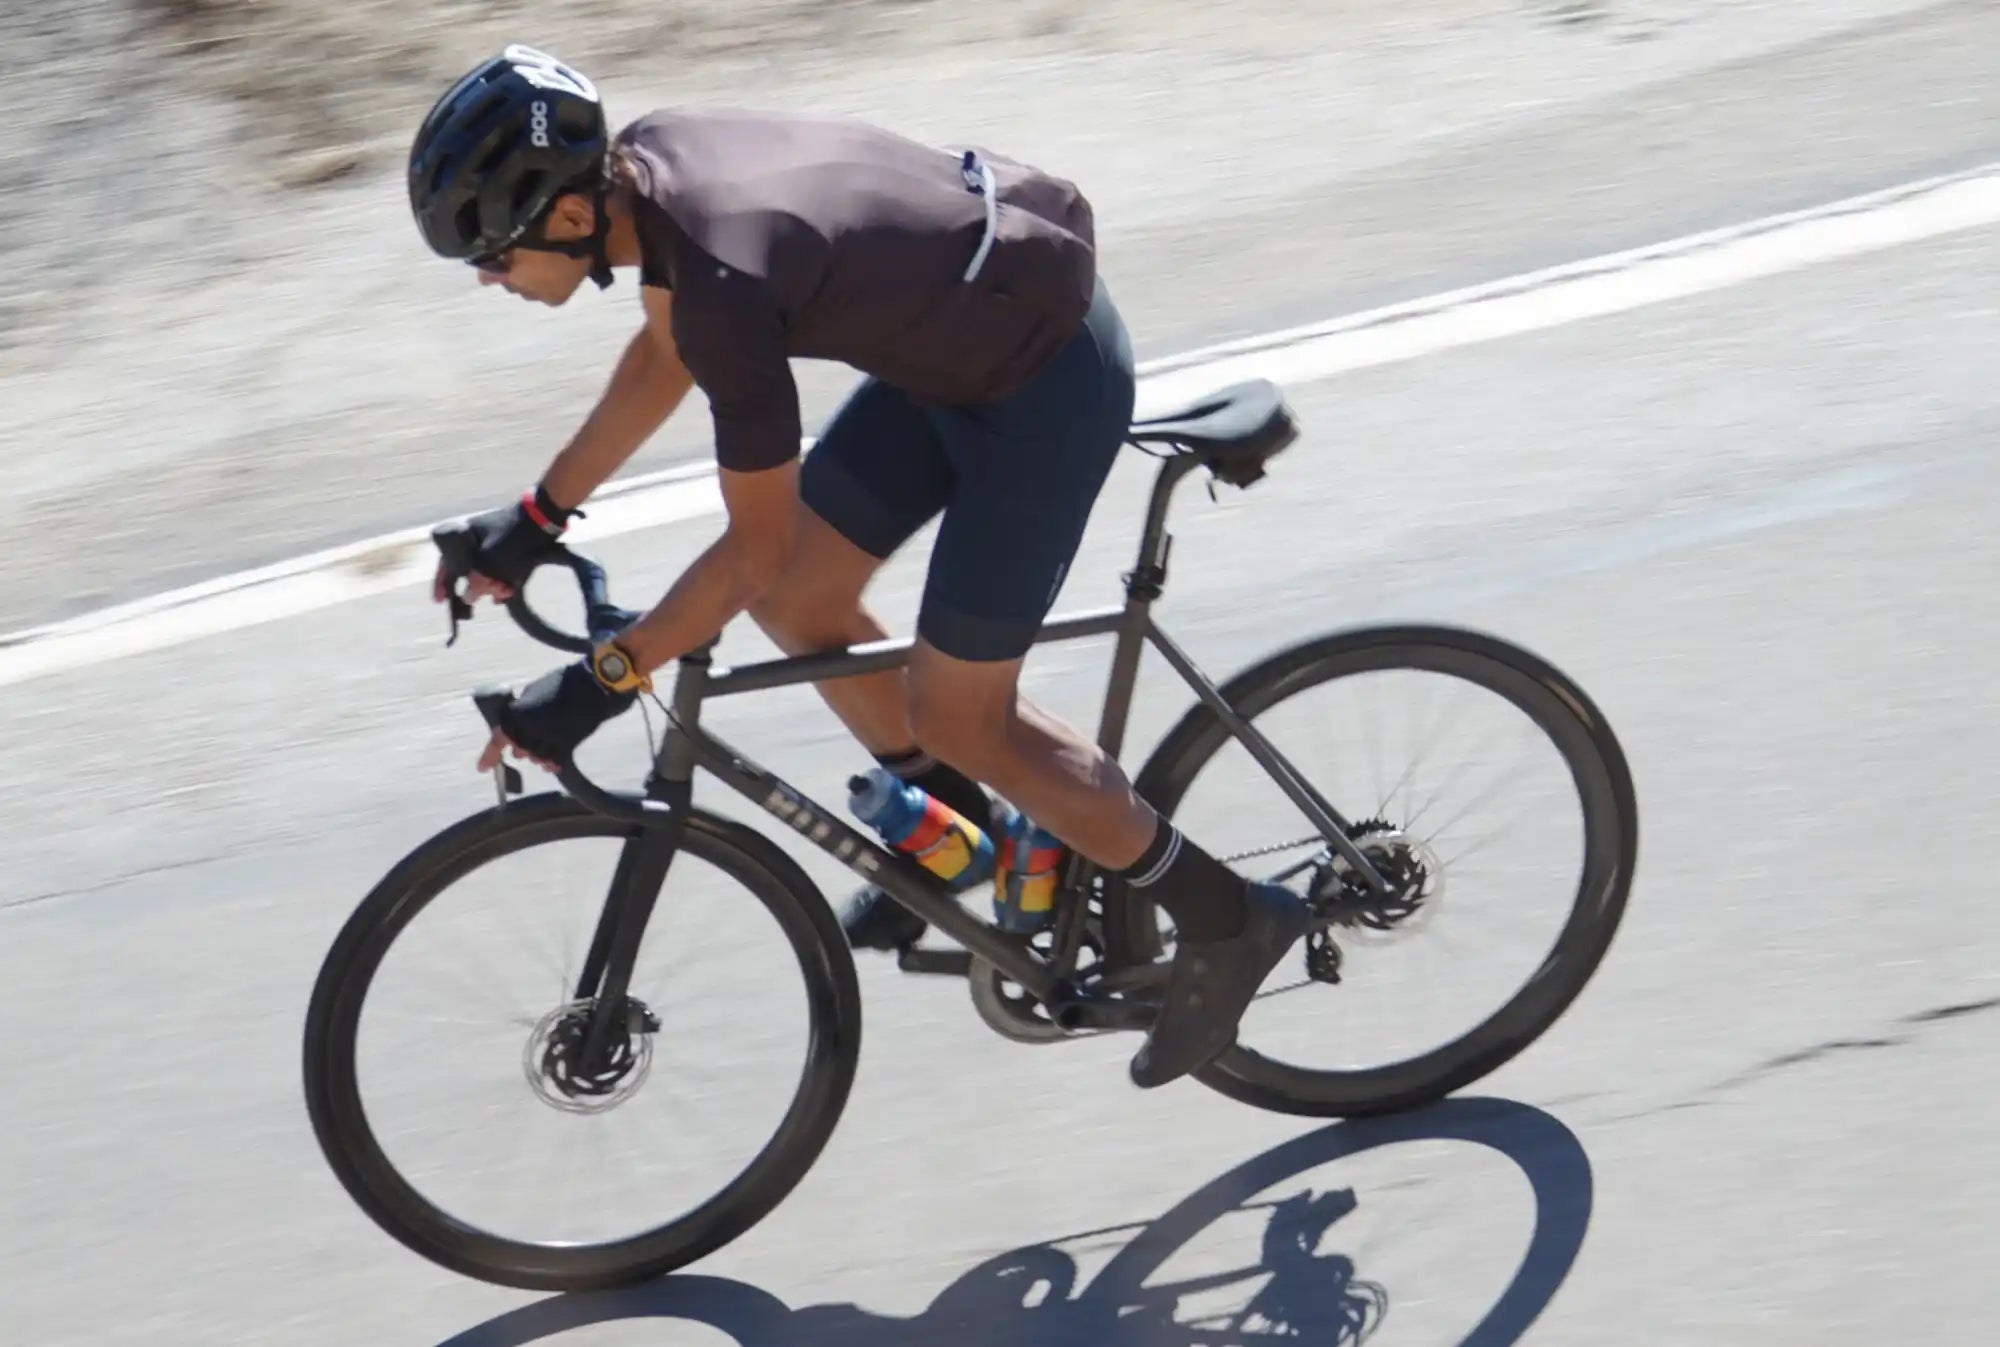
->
<box><xmin>612</xmin><ymin>108</ymin><xmax>1098</xmax><ymax>471</ymax></box>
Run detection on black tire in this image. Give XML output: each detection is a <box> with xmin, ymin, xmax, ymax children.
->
<box><xmin>1130</xmin><ymin>624</ymin><xmax>1637</xmax><ymax>1118</ymax></box>
<box><xmin>302</xmin><ymin>792</ymin><xmax>862</xmax><ymax>1291</ymax></box>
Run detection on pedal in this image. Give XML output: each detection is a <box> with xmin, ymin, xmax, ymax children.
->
<box><xmin>896</xmin><ymin>946</ymin><xmax>974</xmax><ymax>977</ymax></box>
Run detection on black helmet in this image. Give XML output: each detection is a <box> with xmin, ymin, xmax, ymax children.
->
<box><xmin>408</xmin><ymin>45</ymin><xmax>608</xmax><ymax>265</ymax></box>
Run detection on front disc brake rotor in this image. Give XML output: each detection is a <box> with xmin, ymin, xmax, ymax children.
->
<box><xmin>523</xmin><ymin>997</ymin><xmax>659</xmax><ymax>1114</ymax></box>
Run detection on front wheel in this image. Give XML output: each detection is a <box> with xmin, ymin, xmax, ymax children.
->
<box><xmin>1130</xmin><ymin>624</ymin><xmax>1637</xmax><ymax>1117</ymax></box>
<box><xmin>303</xmin><ymin>794</ymin><xmax>862</xmax><ymax>1291</ymax></box>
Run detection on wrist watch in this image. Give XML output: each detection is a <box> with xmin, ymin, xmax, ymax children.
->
<box><xmin>588</xmin><ymin>639</ymin><xmax>652</xmax><ymax>695</ymax></box>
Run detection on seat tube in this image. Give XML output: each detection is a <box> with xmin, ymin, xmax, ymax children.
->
<box><xmin>1095</xmin><ymin>595</ymin><xmax>1151</xmax><ymax>763</ymax></box>
<box><xmin>1097</xmin><ymin>455</ymin><xmax>1196</xmax><ymax>760</ymax></box>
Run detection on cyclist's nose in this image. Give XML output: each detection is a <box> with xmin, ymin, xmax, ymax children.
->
<box><xmin>477</xmin><ymin>269</ymin><xmax>505</xmax><ymax>289</ymax></box>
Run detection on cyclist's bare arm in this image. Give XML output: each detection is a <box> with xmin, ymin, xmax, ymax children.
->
<box><xmin>448</xmin><ymin>289</ymin><xmax>696</xmax><ymax>608</ymax></box>
<box><xmin>593</xmin><ymin>275</ymin><xmax>806</xmax><ymax>674</ymax></box>
<box><xmin>540</xmin><ymin>286</ymin><xmax>696</xmax><ymax>512</ymax></box>
<box><xmin>612</xmin><ymin>459</ymin><xmax>798</xmax><ymax>674</ymax></box>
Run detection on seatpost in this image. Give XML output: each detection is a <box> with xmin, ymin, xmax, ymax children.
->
<box><xmin>1131</xmin><ymin>452</ymin><xmax>1198</xmax><ymax>597</ymax></box>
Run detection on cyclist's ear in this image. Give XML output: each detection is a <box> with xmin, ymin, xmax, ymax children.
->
<box><xmin>540</xmin><ymin>190</ymin><xmax>598</xmax><ymax>243</ymax></box>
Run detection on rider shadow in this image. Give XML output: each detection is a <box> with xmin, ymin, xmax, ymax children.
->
<box><xmin>440</xmin><ymin>1097</ymin><xmax>1593</xmax><ymax>1347</ymax></box>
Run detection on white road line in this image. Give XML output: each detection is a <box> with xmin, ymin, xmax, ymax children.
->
<box><xmin>4</xmin><ymin>162</ymin><xmax>1997</xmax><ymax>691</ymax></box>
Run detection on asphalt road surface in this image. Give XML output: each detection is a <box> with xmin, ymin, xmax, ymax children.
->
<box><xmin>4</xmin><ymin>4</ymin><xmax>1998</xmax><ymax>1344</ymax></box>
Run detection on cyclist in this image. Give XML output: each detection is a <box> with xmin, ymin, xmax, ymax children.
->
<box><xmin>408</xmin><ymin>45</ymin><xmax>1310</xmax><ymax>1089</ymax></box>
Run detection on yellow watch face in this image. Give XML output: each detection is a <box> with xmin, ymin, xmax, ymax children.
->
<box><xmin>593</xmin><ymin>642</ymin><xmax>647</xmax><ymax>692</ymax></box>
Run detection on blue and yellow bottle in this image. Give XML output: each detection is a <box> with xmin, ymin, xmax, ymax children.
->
<box><xmin>847</xmin><ymin>768</ymin><xmax>995</xmax><ymax>891</ymax></box>
<box><xmin>991</xmin><ymin>804</ymin><xmax>1064</xmax><ymax>933</ymax></box>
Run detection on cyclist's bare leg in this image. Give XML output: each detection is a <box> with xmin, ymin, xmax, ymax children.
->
<box><xmin>909</xmin><ymin>638</ymin><xmax>1310</xmax><ymax>1090</ymax></box>
<box><xmin>904</xmin><ymin>640</ymin><xmax>1153</xmax><ymax>868</ymax></box>
<box><xmin>750</xmin><ymin>504</ymin><xmax>1004</xmax><ymax>950</ymax></box>
<box><xmin>746</xmin><ymin>503</ymin><xmax>919</xmax><ymax>755</ymax></box>
<box><xmin>747</xmin><ymin>499</ymin><xmax>1162</xmax><ymax>867</ymax></box>
<box><xmin>753</xmin><ymin>523</ymin><xmax>1160</xmax><ymax>868</ymax></box>
<box><xmin>754</xmin><ymin>503</ymin><xmax>1306</xmax><ymax>1091</ymax></box>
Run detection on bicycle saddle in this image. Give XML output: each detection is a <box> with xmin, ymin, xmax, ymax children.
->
<box><xmin>1126</xmin><ymin>378</ymin><xmax>1299</xmax><ymax>485</ymax></box>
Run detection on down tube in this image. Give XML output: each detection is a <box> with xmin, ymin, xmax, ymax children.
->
<box><xmin>682</xmin><ymin>729</ymin><xmax>1065</xmax><ymax>1000</ymax></box>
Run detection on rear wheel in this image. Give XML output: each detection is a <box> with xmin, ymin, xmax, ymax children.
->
<box><xmin>303</xmin><ymin>794</ymin><xmax>861</xmax><ymax>1290</ymax></box>
<box><xmin>1130</xmin><ymin>625</ymin><xmax>1637</xmax><ymax>1117</ymax></box>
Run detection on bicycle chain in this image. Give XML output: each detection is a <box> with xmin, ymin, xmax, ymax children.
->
<box><xmin>1218</xmin><ymin>835</ymin><xmax>1325</xmax><ymax>864</ymax></box>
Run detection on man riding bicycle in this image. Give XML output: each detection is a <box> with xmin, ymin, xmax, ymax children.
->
<box><xmin>407</xmin><ymin>45</ymin><xmax>1310</xmax><ymax>1089</ymax></box>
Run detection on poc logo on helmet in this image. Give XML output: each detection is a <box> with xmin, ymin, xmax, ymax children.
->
<box><xmin>529</xmin><ymin>100</ymin><xmax>551</xmax><ymax>149</ymax></box>
<box><xmin>505</xmin><ymin>44</ymin><xmax>599</xmax><ymax>100</ymax></box>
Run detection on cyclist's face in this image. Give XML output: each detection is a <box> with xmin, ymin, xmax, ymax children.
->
<box><xmin>476</xmin><ymin>247</ymin><xmax>588</xmax><ymax>306</ymax></box>
<box><xmin>474</xmin><ymin>193</ymin><xmax>595</xmax><ymax>307</ymax></box>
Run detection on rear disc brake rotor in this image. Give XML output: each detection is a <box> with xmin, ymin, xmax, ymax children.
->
<box><xmin>1313</xmin><ymin>821</ymin><xmax>1444</xmax><ymax>945</ymax></box>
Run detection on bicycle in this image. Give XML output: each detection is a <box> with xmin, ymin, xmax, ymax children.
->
<box><xmin>302</xmin><ymin>377</ymin><xmax>1638</xmax><ymax>1292</ymax></box>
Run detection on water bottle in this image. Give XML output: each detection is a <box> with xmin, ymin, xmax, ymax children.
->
<box><xmin>991</xmin><ymin>802</ymin><xmax>1065</xmax><ymax>933</ymax></box>
<box><xmin>846</xmin><ymin>768</ymin><xmax>995</xmax><ymax>891</ymax></box>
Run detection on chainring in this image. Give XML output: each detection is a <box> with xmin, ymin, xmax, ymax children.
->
<box><xmin>968</xmin><ymin>912</ymin><xmax>1110</xmax><ymax>1045</ymax></box>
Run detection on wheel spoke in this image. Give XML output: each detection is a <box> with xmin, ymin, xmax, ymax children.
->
<box><xmin>1142</xmin><ymin>637</ymin><xmax>1633</xmax><ymax>1108</ymax></box>
<box><xmin>1435</xmin><ymin>796</ymin><xmax>1546</xmax><ymax>872</ymax></box>
<box><xmin>1408</xmin><ymin>680</ymin><xmax>1470</xmax><ymax>818</ymax></box>
<box><xmin>309</xmin><ymin>810</ymin><xmax>858</xmax><ymax>1279</ymax></box>
<box><xmin>369</xmin><ymin>1008</ymin><xmax>537</xmax><ymax>1032</ymax></box>
<box><xmin>1400</xmin><ymin>713</ymin><xmax>1508</xmax><ymax>836</ymax></box>
<box><xmin>1377</xmin><ymin>671</ymin><xmax>1450</xmax><ymax>823</ymax></box>
<box><xmin>1418</xmin><ymin>724</ymin><xmax>1542</xmax><ymax>848</ymax></box>
<box><xmin>498</xmin><ymin>868</ymin><xmax>571</xmax><ymax>1009</ymax></box>
<box><xmin>1362</xmin><ymin>674</ymin><xmax>1385</xmax><ymax>812</ymax></box>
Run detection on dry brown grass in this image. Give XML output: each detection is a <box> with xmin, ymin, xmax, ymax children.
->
<box><xmin>128</xmin><ymin>0</ymin><xmax>1082</xmax><ymax>183</ymax></box>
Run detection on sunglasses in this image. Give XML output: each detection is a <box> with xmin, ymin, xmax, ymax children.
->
<box><xmin>468</xmin><ymin>226</ymin><xmax>594</xmax><ymax>276</ymax></box>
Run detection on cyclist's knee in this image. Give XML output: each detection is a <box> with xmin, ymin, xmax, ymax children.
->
<box><xmin>748</xmin><ymin>580</ymin><xmax>864</xmax><ymax>653</ymax></box>
<box><xmin>747</xmin><ymin>511</ymin><xmax>882</xmax><ymax>652</ymax></box>
<box><xmin>748</xmin><ymin>590</ymin><xmax>817</xmax><ymax>649</ymax></box>
<box><xmin>907</xmin><ymin>660</ymin><xmax>1017</xmax><ymax>780</ymax></box>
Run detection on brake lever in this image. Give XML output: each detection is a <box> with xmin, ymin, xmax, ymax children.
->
<box><xmin>432</xmin><ymin>522</ymin><xmax>483</xmax><ymax>648</ymax></box>
<box><xmin>472</xmin><ymin>684</ymin><xmax>526</xmax><ymax>802</ymax></box>
<box><xmin>493</xmin><ymin>760</ymin><xmax>523</xmax><ymax>805</ymax></box>
<box><xmin>445</xmin><ymin>590</ymin><xmax>474</xmax><ymax>647</ymax></box>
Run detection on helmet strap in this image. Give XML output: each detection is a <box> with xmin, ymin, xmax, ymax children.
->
<box><xmin>585</xmin><ymin>177</ymin><xmax>614</xmax><ymax>290</ymax></box>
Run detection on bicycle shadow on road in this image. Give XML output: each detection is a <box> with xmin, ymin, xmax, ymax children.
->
<box><xmin>440</xmin><ymin>1097</ymin><xmax>1592</xmax><ymax>1347</ymax></box>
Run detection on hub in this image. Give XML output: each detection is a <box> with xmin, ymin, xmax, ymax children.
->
<box><xmin>522</xmin><ymin>997</ymin><xmax>660</xmax><ymax>1114</ymax></box>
